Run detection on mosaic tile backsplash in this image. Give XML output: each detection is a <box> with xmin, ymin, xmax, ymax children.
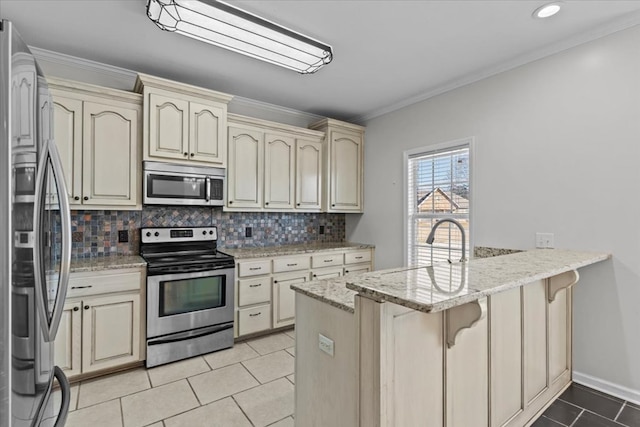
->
<box><xmin>69</xmin><ymin>208</ymin><xmax>345</xmax><ymax>259</ymax></box>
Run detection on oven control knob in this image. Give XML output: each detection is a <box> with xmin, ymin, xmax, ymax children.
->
<box><xmin>146</xmin><ymin>232</ymin><xmax>151</xmax><ymax>237</ymax></box>
<box><xmin>203</xmin><ymin>231</ymin><xmax>207</xmax><ymax>235</ymax></box>
<box><xmin>154</xmin><ymin>232</ymin><xmax>160</xmax><ymax>237</ymax></box>
<box><xmin>209</xmin><ymin>230</ymin><xmax>214</xmax><ymax>235</ymax></box>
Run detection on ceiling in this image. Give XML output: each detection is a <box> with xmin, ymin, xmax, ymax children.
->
<box><xmin>3</xmin><ymin>0</ymin><xmax>640</xmax><ymax>122</ymax></box>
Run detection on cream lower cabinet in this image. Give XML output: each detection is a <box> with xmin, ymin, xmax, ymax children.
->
<box><xmin>49</xmin><ymin>78</ymin><xmax>142</xmax><ymax>209</ymax></box>
<box><xmin>226</xmin><ymin>114</ymin><xmax>325</xmax><ymax>212</ymax></box>
<box><xmin>235</xmin><ymin>248</ymin><xmax>374</xmax><ymax>338</ymax></box>
<box><xmin>54</xmin><ymin>268</ymin><xmax>144</xmax><ymax>379</ymax></box>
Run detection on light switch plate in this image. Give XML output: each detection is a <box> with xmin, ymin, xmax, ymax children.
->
<box><xmin>319</xmin><ymin>333</ymin><xmax>334</xmax><ymax>357</ymax></box>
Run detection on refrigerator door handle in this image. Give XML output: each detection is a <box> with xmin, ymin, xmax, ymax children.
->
<box><xmin>33</xmin><ymin>139</ymin><xmax>72</xmax><ymax>342</ymax></box>
<box><xmin>52</xmin><ymin>366</ymin><xmax>71</xmax><ymax>427</ymax></box>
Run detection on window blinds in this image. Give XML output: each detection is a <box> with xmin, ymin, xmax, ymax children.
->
<box><xmin>407</xmin><ymin>145</ymin><xmax>470</xmax><ymax>266</ymax></box>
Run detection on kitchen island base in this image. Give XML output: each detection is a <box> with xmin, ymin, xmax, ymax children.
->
<box><xmin>295</xmin><ymin>274</ymin><xmax>577</xmax><ymax>427</ymax></box>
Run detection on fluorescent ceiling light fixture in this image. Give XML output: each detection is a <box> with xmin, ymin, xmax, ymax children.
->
<box><xmin>533</xmin><ymin>2</ymin><xmax>562</xmax><ymax>18</ymax></box>
<box><xmin>146</xmin><ymin>0</ymin><xmax>333</xmax><ymax>74</ymax></box>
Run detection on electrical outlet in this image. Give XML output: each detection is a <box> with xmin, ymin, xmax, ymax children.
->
<box><xmin>319</xmin><ymin>225</ymin><xmax>325</xmax><ymax>235</ymax></box>
<box><xmin>319</xmin><ymin>333</ymin><xmax>334</xmax><ymax>357</ymax></box>
<box><xmin>535</xmin><ymin>232</ymin><xmax>554</xmax><ymax>248</ymax></box>
<box><xmin>245</xmin><ymin>227</ymin><xmax>252</xmax><ymax>238</ymax></box>
<box><xmin>118</xmin><ymin>230</ymin><xmax>129</xmax><ymax>243</ymax></box>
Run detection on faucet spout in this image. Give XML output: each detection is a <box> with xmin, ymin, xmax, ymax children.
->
<box><xmin>425</xmin><ymin>218</ymin><xmax>466</xmax><ymax>262</ymax></box>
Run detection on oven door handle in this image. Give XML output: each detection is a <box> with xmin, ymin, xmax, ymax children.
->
<box><xmin>147</xmin><ymin>323</ymin><xmax>233</xmax><ymax>346</ymax></box>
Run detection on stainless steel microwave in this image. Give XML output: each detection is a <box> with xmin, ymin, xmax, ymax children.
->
<box><xmin>143</xmin><ymin>161</ymin><xmax>225</xmax><ymax>206</ymax></box>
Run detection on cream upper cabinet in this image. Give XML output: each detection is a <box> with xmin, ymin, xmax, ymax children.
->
<box><xmin>11</xmin><ymin>53</ymin><xmax>37</xmax><ymax>150</ymax></box>
<box><xmin>135</xmin><ymin>73</ymin><xmax>232</xmax><ymax>167</ymax></box>
<box><xmin>296</xmin><ymin>139</ymin><xmax>323</xmax><ymax>210</ymax></box>
<box><xmin>264</xmin><ymin>133</ymin><xmax>295</xmax><ymax>209</ymax></box>
<box><xmin>310</xmin><ymin>118</ymin><xmax>365</xmax><ymax>213</ymax></box>
<box><xmin>227</xmin><ymin>126</ymin><xmax>264</xmax><ymax>209</ymax></box>
<box><xmin>82</xmin><ymin>101</ymin><xmax>139</xmax><ymax>206</ymax></box>
<box><xmin>226</xmin><ymin>114</ymin><xmax>324</xmax><ymax>212</ymax></box>
<box><xmin>49</xmin><ymin>78</ymin><xmax>142</xmax><ymax>210</ymax></box>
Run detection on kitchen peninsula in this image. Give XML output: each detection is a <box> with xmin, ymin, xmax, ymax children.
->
<box><xmin>291</xmin><ymin>249</ymin><xmax>610</xmax><ymax>427</ymax></box>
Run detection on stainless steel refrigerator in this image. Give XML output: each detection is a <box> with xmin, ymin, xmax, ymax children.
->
<box><xmin>1</xmin><ymin>20</ymin><xmax>72</xmax><ymax>427</ymax></box>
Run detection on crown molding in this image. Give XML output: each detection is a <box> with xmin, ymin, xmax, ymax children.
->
<box><xmin>351</xmin><ymin>14</ymin><xmax>640</xmax><ymax>124</ymax></box>
<box><xmin>30</xmin><ymin>46</ymin><xmax>322</xmax><ymax>126</ymax></box>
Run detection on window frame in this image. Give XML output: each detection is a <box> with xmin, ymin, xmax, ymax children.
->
<box><xmin>402</xmin><ymin>137</ymin><xmax>475</xmax><ymax>267</ymax></box>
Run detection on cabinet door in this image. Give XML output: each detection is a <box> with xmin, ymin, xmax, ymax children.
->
<box><xmin>11</xmin><ymin>63</ymin><xmax>37</xmax><ymax>149</ymax></box>
<box><xmin>227</xmin><ymin>126</ymin><xmax>263</xmax><ymax>209</ymax></box>
<box><xmin>54</xmin><ymin>301</ymin><xmax>82</xmax><ymax>378</ymax></box>
<box><xmin>272</xmin><ymin>273</ymin><xmax>307</xmax><ymax>328</ymax></box>
<box><xmin>82</xmin><ymin>101</ymin><xmax>139</xmax><ymax>206</ymax></box>
<box><xmin>264</xmin><ymin>133</ymin><xmax>295</xmax><ymax>209</ymax></box>
<box><xmin>296</xmin><ymin>139</ymin><xmax>322</xmax><ymax>211</ymax></box>
<box><xmin>52</xmin><ymin>95</ymin><xmax>83</xmax><ymax>204</ymax></box>
<box><xmin>329</xmin><ymin>130</ymin><xmax>362</xmax><ymax>212</ymax></box>
<box><xmin>148</xmin><ymin>93</ymin><xmax>189</xmax><ymax>161</ymax></box>
<box><xmin>82</xmin><ymin>293</ymin><xmax>141</xmax><ymax>374</ymax></box>
<box><xmin>189</xmin><ymin>101</ymin><xmax>226</xmax><ymax>165</ymax></box>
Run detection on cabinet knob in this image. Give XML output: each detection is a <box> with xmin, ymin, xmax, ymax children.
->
<box><xmin>273</xmin><ymin>280</ymin><xmax>278</xmax><ymax>283</ymax></box>
<box><xmin>73</xmin><ymin>306</ymin><xmax>79</xmax><ymax>312</ymax></box>
<box><xmin>183</xmin><ymin>152</ymin><xmax>188</xmax><ymax>156</ymax></box>
<box><xmin>297</xmin><ymin>203</ymin><xmax>300</xmax><ymax>206</ymax></box>
<box><xmin>74</xmin><ymin>196</ymin><xmax>80</xmax><ymax>201</ymax></box>
<box><xmin>313</xmin><ymin>274</ymin><xmax>317</xmax><ymax>277</ymax></box>
<box><xmin>265</xmin><ymin>202</ymin><xmax>269</xmax><ymax>206</ymax></box>
<box><xmin>83</xmin><ymin>196</ymin><xmax>89</xmax><ymax>201</ymax></box>
<box><xmin>84</xmin><ymin>305</ymin><xmax>89</xmax><ymax>310</ymax></box>
<box><xmin>190</xmin><ymin>153</ymin><xmax>195</xmax><ymax>157</ymax></box>
<box><xmin>332</xmin><ymin>204</ymin><xmax>335</xmax><ymax>207</ymax></box>
<box><xmin>229</xmin><ymin>201</ymin><xmax>233</xmax><ymax>204</ymax></box>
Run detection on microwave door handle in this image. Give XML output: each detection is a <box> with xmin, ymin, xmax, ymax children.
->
<box><xmin>46</xmin><ymin>141</ymin><xmax>72</xmax><ymax>342</ymax></box>
<box><xmin>206</xmin><ymin>177</ymin><xmax>211</xmax><ymax>203</ymax></box>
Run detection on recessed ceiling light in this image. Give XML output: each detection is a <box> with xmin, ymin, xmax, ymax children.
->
<box><xmin>533</xmin><ymin>2</ymin><xmax>562</xmax><ymax>19</ymax></box>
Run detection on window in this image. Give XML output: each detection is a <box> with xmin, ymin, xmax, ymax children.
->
<box><xmin>405</xmin><ymin>140</ymin><xmax>471</xmax><ymax>266</ymax></box>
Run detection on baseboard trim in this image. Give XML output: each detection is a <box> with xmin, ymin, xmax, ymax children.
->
<box><xmin>573</xmin><ymin>371</ymin><xmax>640</xmax><ymax>405</ymax></box>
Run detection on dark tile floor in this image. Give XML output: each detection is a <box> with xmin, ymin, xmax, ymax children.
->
<box><xmin>533</xmin><ymin>383</ymin><xmax>640</xmax><ymax>426</ymax></box>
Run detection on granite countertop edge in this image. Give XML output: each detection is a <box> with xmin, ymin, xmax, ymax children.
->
<box><xmin>223</xmin><ymin>242</ymin><xmax>375</xmax><ymax>259</ymax></box>
<box><xmin>344</xmin><ymin>250</ymin><xmax>611</xmax><ymax>314</ymax></box>
<box><xmin>69</xmin><ymin>255</ymin><xmax>147</xmax><ymax>273</ymax></box>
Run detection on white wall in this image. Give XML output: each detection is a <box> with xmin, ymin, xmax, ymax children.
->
<box><xmin>347</xmin><ymin>25</ymin><xmax>640</xmax><ymax>399</ymax></box>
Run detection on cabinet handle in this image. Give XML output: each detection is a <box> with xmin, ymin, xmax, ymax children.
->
<box><xmin>249</xmin><ymin>312</ymin><xmax>262</xmax><ymax>317</ymax></box>
<box><xmin>183</xmin><ymin>152</ymin><xmax>188</xmax><ymax>156</ymax></box>
<box><xmin>71</xmin><ymin>285</ymin><xmax>92</xmax><ymax>289</ymax></box>
<box><xmin>249</xmin><ymin>267</ymin><xmax>262</xmax><ymax>271</ymax></box>
<box><xmin>73</xmin><ymin>196</ymin><xmax>80</xmax><ymax>201</ymax></box>
<box><xmin>83</xmin><ymin>196</ymin><xmax>89</xmax><ymax>201</ymax></box>
<box><xmin>355</xmin><ymin>256</ymin><xmax>363</xmax><ymax>260</ymax></box>
<box><xmin>83</xmin><ymin>305</ymin><xmax>89</xmax><ymax>310</ymax></box>
<box><xmin>323</xmin><ymin>259</ymin><xmax>333</xmax><ymax>263</ymax></box>
<box><xmin>286</xmin><ymin>263</ymin><xmax>297</xmax><ymax>267</ymax></box>
<box><xmin>73</xmin><ymin>307</ymin><xmax>79</xmax><ymax>312</ymax></box>
<box><xmin>190</xmin><ymin>153</ymin><xmax>195</xmax><ymax>157</ymax></box>
<box><xmin>249</xmin><ymin>283</ymin><xmax>262</xmax><ymax>288</ymax></box>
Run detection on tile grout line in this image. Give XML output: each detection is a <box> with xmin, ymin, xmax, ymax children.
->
<box><xmin>185</xmin><ymin>376</ymin><xmax>204</xmax><ymax>407</ymax></box>
<box><xmin>614</xmin><ymin>402</ymin><xmax>626</xmax><ymax>422</ymax></box>
<box><xmin>568</xmin><ymin>409</ymin><xmax>585</xmax><ymax>427</ymax></box>
<box><xmin>231</xmin><ymin>395</ymin><xmax>256</xmax><ymax>427</ymax></box>
<box><xmin>574</xmin><ymin>407</ymin><xmax>629</xmax><ymax>426</ymax></box>
<box><xmin>119</xmin><ymin>397</ymin><xmax>125</xmax><ymax>427</ymax></box>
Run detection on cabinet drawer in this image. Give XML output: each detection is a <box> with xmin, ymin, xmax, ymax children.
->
<box><xmin>312</xmin><ymin>253</ymin><xmax>343</xmax><ymax>268</ymax></box>
<box><xmin>272</xmin><ymin>256</ymin><xmax>310</xmax><ymax>273</ymax></box>
<box><xmin>238</xmin><ymin>277</ymin><xmax>272</xmax><ymax>306</ymax></box>
<box><xmin>311</xmin><ymin>267</ymin><xmax>343</xmax><ymax>280</ymax></box>
<box><xmin>67</xmin><ymin>271</ymin><xmax>141</xmax><ymax>298</ymax></box>
<box><xmin>344</xmin><ymin>264</ymin><xmax>371</xmax><ymax>275</ymax></box>
<box><xmin>238</xmin><ymin>305</ymin><xmax>271</xmax><ymax>336</ymax></box>
<box><xmin>238</xmin><ymin>260</ymin><xmax>271</xmax><ymax>277</ymax></box>
<box><xmin>345</xmin><ymin>250</ymin><xmax>372</xmax><ymax>265</ymax></box>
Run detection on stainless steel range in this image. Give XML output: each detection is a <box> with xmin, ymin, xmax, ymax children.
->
<box><xmin>140</xmin><ymin>226</ymin><xmax>235</xmax><ymax>368</ymax></box>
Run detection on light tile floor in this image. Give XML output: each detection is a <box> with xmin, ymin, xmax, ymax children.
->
<box><xmin>59</xmin><ymin>330</ymin><xmax>296</xmax><ymax>427</ymax></box>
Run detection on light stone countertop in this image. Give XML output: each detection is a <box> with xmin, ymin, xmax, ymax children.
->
<box><xmin>69</xmin><ymin>255</ymin><xmax>146</xmax><ymax>273</ymax></box>
<box><xmin>292</xmin><ymin>249</ymin><xmax>610</xmax><ymax>314</ymax></box>
<box><xmin>222</xmin><ymin>241</ymin><xmax>374</xmax><ymax>259</ymax></box>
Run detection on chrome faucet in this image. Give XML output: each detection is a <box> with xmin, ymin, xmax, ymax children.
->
<box><xmin>426</xmin><ymin>218</ymin><xmax>467</xmax><ymax>262</ymax></box>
